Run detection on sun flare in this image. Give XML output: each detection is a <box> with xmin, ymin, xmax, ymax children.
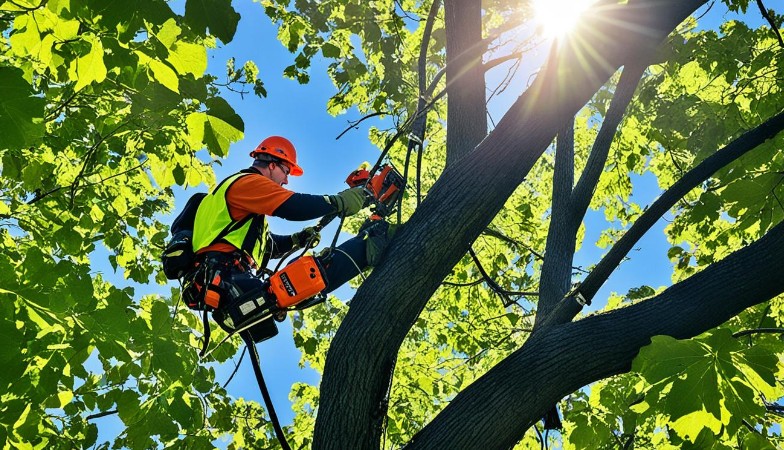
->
<box><xmin>532</xmin><ymin>0</ymin><xmax>596</xmax><ymax>38</ymax></box>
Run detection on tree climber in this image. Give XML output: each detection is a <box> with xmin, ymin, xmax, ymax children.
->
<box><xmin>184</xmin><ymin>135</ymin><xmax>394</xmax><ymax>343</ymax></box>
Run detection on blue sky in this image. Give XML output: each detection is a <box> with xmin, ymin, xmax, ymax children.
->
<box><xmin>94</xmin><ymin>0</ymin><xmax>770</xmax><ymax>443</ymax></box>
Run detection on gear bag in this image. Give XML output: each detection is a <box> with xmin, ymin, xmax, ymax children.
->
<box><xmin>162</xmin><ymin>193</ymin><xmax>206</xmax><ymax>280</ymax></box>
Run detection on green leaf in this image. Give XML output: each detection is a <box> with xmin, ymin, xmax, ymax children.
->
<box><xmin>205</xmin><ymin>97</ymin><xmax>244</xmax><ymax>133</ymax></box>
<box><xmin>0</xmin><ymin>67</ymin><xmax>44</xmax><ymax>149</ymax></box>
<box><xmin>203</xmin><ymin>113</ymin><xmax>243</xmax><ymax>157</ymax></box>
<box><xmin>322</xmin><ymin>42</ymin><xmax>340</xmax><ymax>58</ymax></box>
<box><xmin>135</xmin><ymin>50</ymin><xmax>179</xmax><ymax>93</ymax></box>
<box><xmin>168</xmin><ymin>40</ymin><xmax>208</xmax><ymax>77</ymax></box>
<box><xmin>0</xmin><ymin>295</ymin><xmax>26</xmax><ymax>390</ymax></box>
<box><xmin>168</xmin><ymin>392</ymin><xmax>196</xmax><ymax>428</ymax></box>
<box><xmin>184</xmin><ymin>0</ymin><xmax>240</xmax><ymax>44</ymax></box>
<box><xmin>68</xmin><ymin>34</ymin><xmax>108</xmax><ymax>92</ymax></box>
<box><xmin>156</xmin><ymin>18</ymin><xmax>182</xmax><ymax>48</ymax></box>
<box><xmin>116</xmin><ymin>389</ymin><xmax>141</xmax><ymax>423</ymax></box>
<box><xmin>633</xmin><ymin>329</ymin><xmax>774</xmax><ymax>442</ymax></box>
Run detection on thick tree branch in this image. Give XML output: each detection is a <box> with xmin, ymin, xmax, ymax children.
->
<box><xmin>536</xmin><ymin>121</ymin><xmax>577</xmax><ymax>323</ymax></box>
<box><xmin>571</xmin><ymin>62</ymin><xmax>647</xmax><ymax>216</ymax></box>
<box><xmin>404</xmin><ymin>0</ymin><xmax>441</xmax><ymax>212</ymax></box>
<box><xmin>406</xmin><ymin>220</ymin><xmax>784</xmax><ymax>450</ymax></box>
<box><xmin>313</xmin><ymin>2</ymin><xmax>708</xmax><ymax>449</ymax></box>
<box><xmin>535</xmin><ymin>120</ymin><xmax>577</xmax><ymax>429</ymax></box>
<box><xmin>548</xmin><ymin>108</ymin><xmax>784</xmax><ymax>325</ymax></box>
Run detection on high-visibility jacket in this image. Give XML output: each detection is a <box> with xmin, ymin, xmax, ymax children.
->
<box><xmin>192</xmin><ymin>173</ymin><xmax>268</xmax><ymax>263</ymax></box>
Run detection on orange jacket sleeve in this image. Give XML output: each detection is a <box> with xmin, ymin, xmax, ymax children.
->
<box><xmin>225</xmin><ymin>173</ymin><xmax>294</xmax><ymax>221</ymax></box>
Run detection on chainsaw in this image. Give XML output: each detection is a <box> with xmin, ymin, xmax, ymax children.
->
<box><xmin>344</xmin><ymin>163</ymin><xmax>406</xmax><ymax>219</ymax></box>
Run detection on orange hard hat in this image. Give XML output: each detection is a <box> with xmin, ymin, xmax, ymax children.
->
<box><xmin>249</xmin><ymin>136</ymin><xmax>304</xmax><ymax>176</ymax></box>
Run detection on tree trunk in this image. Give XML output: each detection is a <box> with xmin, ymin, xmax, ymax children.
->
<box><xmin>312</xmin><ymin>1</ymin><xmax>709</xmax><ymax>449</ymax></box>
<box><xmin>445</xmin><ymin>0</ymin><xmax>487</xmax><ymax>165</ymax></box>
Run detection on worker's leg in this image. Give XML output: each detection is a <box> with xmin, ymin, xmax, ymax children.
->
<box><xmin>319</xmin><ymin>237</ymin><xmax>367</xmax><ymax>293</ymax></box>
<box><xmin>318</xmin><ymin>219</ymin><xmax>396</xmax><ymax>293</ymax></box>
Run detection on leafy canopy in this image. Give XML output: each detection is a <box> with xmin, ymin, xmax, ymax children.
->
<box><xmin>2</xmin><ymin>0</ymin><xmax>784</xmax><ymax>448</ymax></box>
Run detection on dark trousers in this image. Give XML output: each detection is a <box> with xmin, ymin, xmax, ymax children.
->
<box><xmin>318</xmin><ymin>235</ymin><xmax>367</xmax><ymax>293</ymax></box>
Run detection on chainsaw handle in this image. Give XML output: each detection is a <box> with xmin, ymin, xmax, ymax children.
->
<box><xmin>316</xmin><ymin>213</ymin><xmax>337</xmax><ymax>231</ymax></box>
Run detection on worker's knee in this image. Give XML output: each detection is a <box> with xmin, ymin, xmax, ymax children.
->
<box><xmin>363</xmin><ymin>220</ymin><xmax>398</xmax><ymax>267</ymax></box>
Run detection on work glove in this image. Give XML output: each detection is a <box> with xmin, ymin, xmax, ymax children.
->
<box><xmin>329</xmin><ymin>186</ymin><xmax>368</xmax><ymax>217</ymax></box>
<box><xmin>292</xmin><ymin>226</ymin><xmax>320</xmax><ymax>249</ymax></box>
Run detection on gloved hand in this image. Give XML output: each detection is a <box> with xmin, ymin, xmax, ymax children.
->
<box><xmin>330</xmin><ymin>186</ymin><xmax>368</xmax><ymax>216</ymax></box>
<box><xmin>292</xmin><ymin>226</ymin><xmax>320</xmax><ymax>249</ymax></box>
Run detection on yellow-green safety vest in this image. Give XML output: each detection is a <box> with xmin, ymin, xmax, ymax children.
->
<box><xmin>192</xmin><ymin>172</ymin><xmax>269</xmax><ymax>263</ymax></box>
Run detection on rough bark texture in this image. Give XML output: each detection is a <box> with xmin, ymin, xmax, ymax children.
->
<box><xmin>312</xmin><ymin>1</ymin><xmax>709</xmax><ymax>449</ymax></box>
<box><xmin>444</xmin><ymin>0</ymin><xmax>487</xmax><ymax>165</ymax></box>
<box><xmin>536</xmin><ymin>122</ymin><xmax>576</xmax><ymax>323</ymax></box>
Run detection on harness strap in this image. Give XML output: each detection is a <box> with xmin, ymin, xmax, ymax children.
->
<box><xmin>241</xmin><ymin>331</ymin><xmax>293</xmax><ymax>450</ymax></box>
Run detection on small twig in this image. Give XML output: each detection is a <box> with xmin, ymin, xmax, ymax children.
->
<box><xmin>756</xmin><ymin>0</ymin><xmax>784</xmax><ymax>48</ymax></box>
<box><xmin>534</xmin><ymin>424</ymin><xmax>545</xmax><ymax>450</ymax></box>
<box><xmin>469</xmin><ymin>247</ymin><xmax>513</xmax><ymax>306</ymax></box>
<box><xmin>85</xmin><ymin>409</ymin><xmax>118</xmax><ymax>421</ymax></box>
<box><xmin>442</xmin><ymin>278</ymin><xmax>485</xmax><ymax>287</ymax></box>
<box><xmin>482</xmin><ymin>228</ymin><xmax>544</xmax><ymax>260</ymax></box>
<box><xmin>336</xmin><ymin>112</ymin><xmax>388</xmax><ymax>140</ymax></box>
<box><xmin>503</xmin><ymin>290</ymin><xmax>539</xmax><ymax>297</ymax></box>
<box><xmin>27</xmin><ymin>159</ymin><xmax>148</xmax><ymax>205</ymax></box>
<box><xmin>731</xmin><ymin>327</ymin><xmax>784</xmax><ymax>338</ymax></box>
<box><xmin>223</xmin><ymin>346</ymin><xmax>247</xmax><ymax>389</ymax></box>
<box><xmin>6</xmin><ymin>0</ymin><xmax>48</xmax><ymax>11</ymax></box>
<box><xmin>766</xmin><ymin>402</ymin><xmax>784</xmax><ymax>415</ymax></box>
<box><xmin>45</xmin><ymin>88</ymin><xmax>79</xmax><ymax>121</ymax></box>
<box><xmin>483</xmin><ymin>51</ymin><xmax>523</xmax><ymax>72</ymax></box>
<box><xmin>694</xmin><ymin>0</ymin><xmax>715</xmax><ymax>22</ymax></box>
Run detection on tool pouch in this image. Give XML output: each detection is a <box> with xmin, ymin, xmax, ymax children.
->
<box><xmin>212</xmin><ymin>283</ymin><xmax>278</xmax><ymax>343</ymax></box>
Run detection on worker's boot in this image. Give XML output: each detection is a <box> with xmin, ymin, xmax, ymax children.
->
<box><xmin>361</xmin><ymin>218</ymin><xmax>398</xmax><ymax>267</ymax></box>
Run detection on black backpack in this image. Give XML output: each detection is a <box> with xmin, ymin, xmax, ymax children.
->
<box><xmin>162</xmin><ymin>193</ymin><xmax>207</xmax><ymax>280</ymax></box>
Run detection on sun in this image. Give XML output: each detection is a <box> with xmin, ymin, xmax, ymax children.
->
<box><xmin>532</xmin><ymin>0</ymin><xmax>596</xmax><ymax>38</ymax></box>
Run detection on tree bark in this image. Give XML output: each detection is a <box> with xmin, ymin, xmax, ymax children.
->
<box><xmin>536</xmin><ymin>122</ymin><xmax>576</xmax><ymax>322</ymax></box>
<box><xmin>312</xmin><ymin>1</ymin><xmax>708</xmax><ymax>449</ymax></box>
<box><xmin>444</xmin><ymin>0</ymin><xmax>487</xmax><ymax>165</ymax></box>
<box><xmin>405</xmin><ymin>220</ymin><xmax>784</xmax><ymax>450</ymax></box>
<box><xmin>537</xmin><ymin>63</ymin><xmax>647</xmax><ymax>324</ymax></box>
